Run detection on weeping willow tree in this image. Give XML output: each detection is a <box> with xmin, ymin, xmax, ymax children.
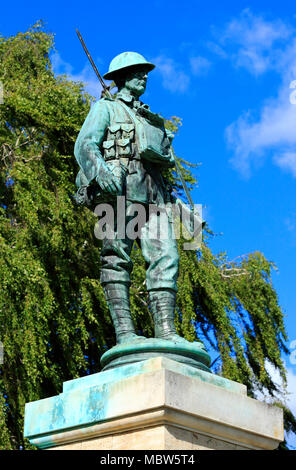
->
<box><xmin>0</xmin><ymin>22</ymin><xmax>294</xmax><ymax>449</ymax></box>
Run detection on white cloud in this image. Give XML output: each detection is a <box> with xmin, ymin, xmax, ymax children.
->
<box><xmin>274</xmin><ymin>152</ymin><xmax>296</xmax><ymax>177</ymax></box>
<box><xmin>222</xmin><ymin>8</ymin><xmax>290</xmax><ymax>46</ymax></box>
<box><xmin>151</xmin><ymin>55</ymin><xmax>190</xmax><ymax>93</ymax></box>
<box><xmin>284</xmin><ymin>214</ymin><xmax>296</xmax><ymax>233</ymax></box>
<box><xmin>190</xmin><ymin>56</ymin><xmax>212</xmax><ymax>76</ymax></box>
<box><xmin>206</xmin><ymin>41</ymin><xmax>227</xmax><ymax>59</ymax></box>
<box><xmin>50</xmin><ymin>52</ymin><xmax>102</xmax><ymax>99</ymax></box>
<box><xmin>219</xmin><ymin>10</ymin><xmax>296</xmax><ymax>178</ymax></box>
<box><xmin>51</xmin><ymin>52</ymin><xmax>73</xmax><ymax>75</ymax></box>
<box><xmin>254</xmin><ymin>361</ymin><xmax>296</xmax><ymax>448</ymax></box>
<box><xmin>218</xmin><ymin>8</ymin><xmax>292</xmax><ymax>76</ymax></box>
<box><xmin>266</xmin><ymin>362</ymin><xmax>296</xmax><ymax>414</ymax></box>
<box><xmin>226</xmin><ymin>83</ymin><xmax>296</xmax><ymax>176</ymax></box>
<box><xmin>286</xmin><ymin>367</ymin><xmax>296</xmax><ymax>413</ymax></box>
<box><xmin>284</xmin><ymin>366</ymin><xmax>296</xmax><ymax>448</ymax></box>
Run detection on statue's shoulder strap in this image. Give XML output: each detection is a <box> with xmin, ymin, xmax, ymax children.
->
<box><xmin>116</xmin><ymin>99</ymin><xmax>165</xmax><ymax>129</ymax></box>
<box><xmin>116</xmin><ymin>99</ymin><xmax>139</xmax><ymax>122</ymax></box>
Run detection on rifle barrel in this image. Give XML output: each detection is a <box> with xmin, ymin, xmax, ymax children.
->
<box><xmin>170</xmin><ymin>149</ymin><xmax>195</xmax><ymax>211</ymax></box>
<box><xmin>76</xmin><ymin>29</ymin><xmax>111</xmax><ymax>98</ymax></box>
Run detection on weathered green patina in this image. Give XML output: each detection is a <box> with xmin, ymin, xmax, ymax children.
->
<box><xmin>100</xmin><ymin>337</ymin><xmax>211</xmax><ymax>372</ymax></box>
<box><xmin>24</xmin><ymin>356</ymin><xmax>246</xmax><ymax>448</ymax></box>
<box><xmin>103</xmin><ymin>51</ymin><xmax>155</xmax><ymax>80</ymax></box>
<box><xmin>74</xmin><ymin>51</ymin><xmax>210</xmax><ymax>369</ymax></box>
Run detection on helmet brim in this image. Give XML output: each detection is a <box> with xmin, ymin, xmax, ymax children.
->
<box><xmin>103</xmin><ymin>62</ymin><xmax>155</xmax><ymax>81</ymax></box>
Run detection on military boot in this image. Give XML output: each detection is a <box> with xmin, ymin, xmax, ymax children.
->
<box><xmin>103</xmin><ymin>283</ymin><xmax>145</xmax><ymax>344</ymax></box>
<box><xmin>148</xmin><ymin>288</ymin><xmax>207</xmax><ymax>347</ymax></box>
<box><xmin>148</xmin><ymin>288</ymin><xmax>189</xmax><ymax>343</ymax></box>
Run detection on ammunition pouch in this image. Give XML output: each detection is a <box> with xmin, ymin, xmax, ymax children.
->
<box><xmin>116</xmin><ymin>100</ymin><xmax>173</xmax><ymax>167</ymax></box>
<box><xmin>102</xmin><ymin>122</ymin><xmax>135</xmax><ymax>163</ymax></box>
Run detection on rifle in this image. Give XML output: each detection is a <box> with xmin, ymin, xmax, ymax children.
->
<box><xmin>76</xmin><ymin>29</ymin><xmax>113</xmax><ymax>99</ymax></box>
<box><xmin>169</xmin><ymin>147</ymin><xmax>195</xmax><ymax>211</ymax></box>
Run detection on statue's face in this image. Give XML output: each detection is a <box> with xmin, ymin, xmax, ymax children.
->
<box><xmin>123</xmin><ymin>66</ymin><xmax>149</xmax><ymax>98</ymax></box>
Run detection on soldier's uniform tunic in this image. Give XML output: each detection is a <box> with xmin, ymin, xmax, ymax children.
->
<box><xmin>74</xmin><ymin>92</ymin><xmax>179</xmax><ymax>293</ymax></box>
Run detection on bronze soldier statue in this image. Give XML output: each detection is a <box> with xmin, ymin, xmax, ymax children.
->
<box><xmin>74</xmin><ymin>52</ymin><xmax>192</xmax><ymax>346</ymax></box>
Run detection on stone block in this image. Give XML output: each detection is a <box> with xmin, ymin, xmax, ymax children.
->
<box><xmin>24</xmin><ymin>356</ymin><xmax>283</xmax><ymax>450</ymax></box>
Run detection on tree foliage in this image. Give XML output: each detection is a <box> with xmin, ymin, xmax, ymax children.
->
<box><xmin>0</xmin><ymin>23</ymin><xmax>294</xmax><ymax>449</ymax></box>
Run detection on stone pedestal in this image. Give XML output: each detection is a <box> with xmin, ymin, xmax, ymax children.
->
<box><xmin>24</xmin><ymin>356</ymin><xmax>283</xmax><ymax>450</ymax></box>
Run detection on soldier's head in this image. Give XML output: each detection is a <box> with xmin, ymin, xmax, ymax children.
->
<box><xmin>103</xmin><ymin>52</ymin><xmax>155</xmax><ymax>99</ymax></box>
<box><xmin>114</xmin><ymin>65</ymin><xmax>150</xmax><ymax>98</ymax></box>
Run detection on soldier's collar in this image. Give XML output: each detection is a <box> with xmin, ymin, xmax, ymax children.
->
<box><xmin>117</xmin><ymin>92</ymin><xmax>134</xmax><ymax>103</ymax></box>
<box><xmin>116</xmin><ymin>92</ymin><xmax>149</xmax><ymax>110</ymax></box>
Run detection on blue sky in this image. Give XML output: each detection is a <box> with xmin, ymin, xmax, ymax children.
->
<box><xmin>1</xmin><ymin>0</ymin><xmax>296</xmax><ymax>447</ymax></box>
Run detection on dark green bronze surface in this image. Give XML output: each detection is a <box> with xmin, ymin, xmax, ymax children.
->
<box><xmin>101</xmin><ymin>338</ymin><xmax>211</xmax><ymax>373</ymax></box>
<box><xmin>74</xmin><ymin>50</ymin><xmax>210</xmax><ymax>372</ymax></box>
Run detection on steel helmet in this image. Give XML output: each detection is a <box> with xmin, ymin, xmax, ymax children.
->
<box><xmin>103</xmin><ymin>52</ymin><xmax>155</xmax><ymax>80</ymax></box>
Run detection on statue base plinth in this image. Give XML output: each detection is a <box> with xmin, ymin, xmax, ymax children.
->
<box><xmin>24</xmin><ymin>356</ymin><xmax>283</xmax><ymax>450</ymax></box>
<box><xmin>100</xmin><ymin>338</ymin><xmax>211</xmax><ymax>372</ymax></box>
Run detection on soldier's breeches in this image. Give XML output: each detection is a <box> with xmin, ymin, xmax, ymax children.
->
<box><xmin>141</xmin><ymin>234</ymin><xmax>179</xmax><ymax>292</ymax></box>
<box><xmin>100</xmin><ymin>237</ymin><xmax>134</xmax><ymax>287</ymax></box>
<box><xmin>100</xmin><ymin>203</ymin><xmax>179</xmax><ymax>291</ymax></box>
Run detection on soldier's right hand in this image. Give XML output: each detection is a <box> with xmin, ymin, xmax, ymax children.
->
<box><xmin>96</xmin><ymin>164</ymin><xmax>122</xmax><ymax>195</ymax></box>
